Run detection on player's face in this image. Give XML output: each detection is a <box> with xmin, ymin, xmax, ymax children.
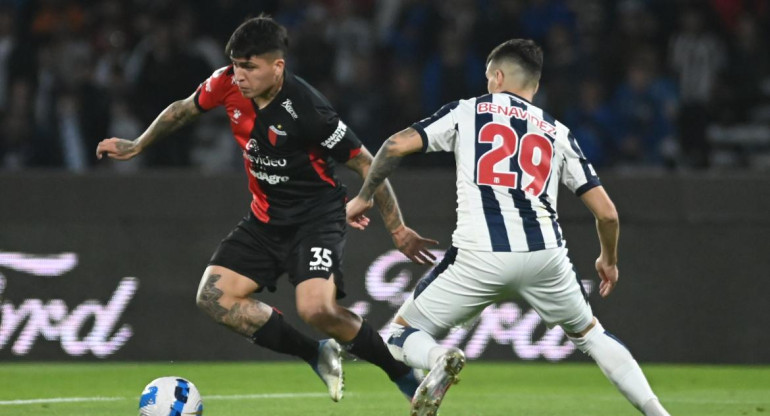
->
<box><xmin>231</xmin><ymin>54</ymin><xmax>285</xmax><ymax>99</ymax></box>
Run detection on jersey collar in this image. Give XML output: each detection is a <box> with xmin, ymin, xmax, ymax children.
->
<box><xmin>500</xmin><ymin>90</ymin><xmax>532</xmax><ymax>104</ymax></box>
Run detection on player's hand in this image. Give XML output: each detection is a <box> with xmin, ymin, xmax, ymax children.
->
<box><xmin>595</xmin><ymin>257</ymin><xmax>618</xmax><ymax>297</ymax></box>
<box><xmin>346</xmin><ymin>196</ymin><xmax>374</xmax><ymax>230</ymax></box>
<box><xmin>392</xmin><ymin>225</ymin><xmax>439</xmax><ymax>265</ymax></box>
<box><xmin>96</xmin><ymin>138</ymin><xmax>141</xmax><ymax>161</ymax></box>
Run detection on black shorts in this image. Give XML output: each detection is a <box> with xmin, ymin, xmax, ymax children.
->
<box><xmin>209</xmin><ymin>211</ymin><xmax>347</xmax><ymax>299</ymax></box>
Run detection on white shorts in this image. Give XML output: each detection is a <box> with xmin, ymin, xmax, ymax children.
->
<box><xmin>397</xmin><ymin>246</ymin><xmax>593</xmax><ymax>336</ymax></box>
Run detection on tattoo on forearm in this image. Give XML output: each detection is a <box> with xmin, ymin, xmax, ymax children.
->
<box><xmin>350</xmin><ymin>142</ymin><xmax>405</xmax><ymax>231</ymax></box>
<box><xmin>347</xmin><ymin>145</ymin><xmax>405</xmax><ymax>231</ymax></box>
<box><xmin>345</xmin><ymin>152</ymin><xmax>367</xmax><ymax>175</ymax></box>
<box><xmin>360</xmin><ymin>141</ymin><xmax>406</xmax><ymax>231</ymax></box>
<box><xmin>374</xmin><ymin>181</ymin><xmax>403</xmax><ymax>231</ymax></box>
<box><xmin>197</xmin><ymin>274</ymin><xmax>271</xmax><ymax>337</ymax></box>
<box><xmin>361</xmin><ymin>143</ymin><xmax>403</xmax><ymax>200</ymax></box>
<box><xmin>141</xmin><ymin>100</ymin><xmax>199</xmax><ymax>146</ymax></box>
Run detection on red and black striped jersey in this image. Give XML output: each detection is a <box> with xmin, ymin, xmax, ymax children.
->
<box><xmin>194</xmin><ymin>66</ymin><xmax>362</xmax><ymax>225</ymax></box>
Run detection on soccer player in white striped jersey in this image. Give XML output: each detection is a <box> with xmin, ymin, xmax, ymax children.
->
<box><xmin>346</xmin><ymin>39</ymin><xmax>671</xmax><ymax>416</ymax></box>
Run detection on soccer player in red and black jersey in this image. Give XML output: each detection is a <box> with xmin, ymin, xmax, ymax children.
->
<box><xmin>96</xmin><ymin>16</ymin><xmax>436</xmax><ymax>402</ymax></box>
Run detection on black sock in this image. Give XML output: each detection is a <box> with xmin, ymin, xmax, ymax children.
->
<box><xmin>250</xmin><ymin>309</ymin><xmax>318</xmax><ymax>363</ymax></box>
<box><xmin>344</xmin><ymin>321</ymin><xmax>411</xmax><ymax>380</ymax></box>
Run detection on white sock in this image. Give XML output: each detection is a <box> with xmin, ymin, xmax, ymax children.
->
<box><xmin>641</xmin><ymin>398</ymin><xmax>670</xmax><ymax>416</ymax></box>
<box><xmin>387</xmin><ymin>323</ymin><xmax>448</xmax><ymax>370</ymax></box>
<box><xmin>569</xmin><ymin>321</ymin><xmax>669</xmax><ymax>415</ymax></box>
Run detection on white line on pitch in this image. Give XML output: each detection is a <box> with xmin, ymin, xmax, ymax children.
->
<box><xmin>0</xmin><ymin>397</ymin><xmax>123</xmax><ymax>405</ymax></box>
<box><xmin>205</xmin><ymin>393</ymin><xmax>330</xmax><ymax>400</ymax></box>
<box><xmin>0</xmin><ymin>392</ymin><xmax>332</xmax><ymax>406</ymax></box>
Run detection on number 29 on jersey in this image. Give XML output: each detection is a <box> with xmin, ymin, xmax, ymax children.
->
<box><xmin>476</xmin><ymin>122</ymin><xmax>554</xmax><ymax>197</ymax></box>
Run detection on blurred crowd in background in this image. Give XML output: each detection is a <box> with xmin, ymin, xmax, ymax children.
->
<box><xmin>1</xmin><ymin>0</ymin><xmax>769</xmax><ymax>173</ymax></box>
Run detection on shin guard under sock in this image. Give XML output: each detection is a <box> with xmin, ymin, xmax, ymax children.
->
<box><xmin>386</xmin><ymin>322</ymin><xmax>446</xmax><ymax>370</ymax></box>
<box><xmin>344</xmin><ymin>320</ymin><xmax>411</xmax><ymax>380</ymax></box>
<box><xmin>250</xmin><ymin>309</ymin><xmax>318</xmax><ymax>363</ymax></box>
<box><xmin>570</xmin><ymin>321</ymin><xmax>662</xmax><ymax>412</ymax></box>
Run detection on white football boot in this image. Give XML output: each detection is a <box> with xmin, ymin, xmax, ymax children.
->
<box><xmin>410</xmin><ymin>348</ymin><xmax>465</xmax><ymax>416</ymax></box>
<box><xmin>311</xmin><ymin>339</ymin><xmax>344</xmax><ymax>402</ymax></box>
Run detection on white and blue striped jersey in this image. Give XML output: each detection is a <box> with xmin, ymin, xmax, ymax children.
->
<box><xmin>411</xmin><ymin>91</ymin><xmax>601</xmax><ymax>252</ymax></box>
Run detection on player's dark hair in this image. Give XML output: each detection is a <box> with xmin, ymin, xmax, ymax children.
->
<box><xmin>225</xmin><ymin>15</ymin><xmax>289</xmax><ymax>59</ymax></box>
<box><xmin>486</xmin><ymin>39</ymin><xmax>543</xmax><ymax>83</ymax></box>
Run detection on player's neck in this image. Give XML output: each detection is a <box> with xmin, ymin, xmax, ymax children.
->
<box><xmin>502</xmin><ymin>88</ymin><xmax>534</xmax><ymax>102</ymax></box>
<box><xmin>254</xmin><ymin>71</ymin><xmax>285</xmax><ymax>109</ymax></box>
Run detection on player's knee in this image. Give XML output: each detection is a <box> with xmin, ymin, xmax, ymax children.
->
<box><xmin>195</xmin><ymin>292</ymin><xmax>227</xmax><ymax>322</ymax></box>
<box><xmin>385</xmin><ymin>322</ymin><xmax>414</xmax><ymax>362</ymax></box>
<box><xmin>386</xmin><ymin>323</ymin><xmax>405</xmax><ymax>362</ymax></box>
<box><xmin>565</xmin><ymin>318</ymin><xmax>600</xmax><ymax>347</ymax></box>
<box><xmin>195</xmin><ymin>281</ymin><xmax>216</xmax><ymax>315</ymax></box>
<box><xmin>195</xmin><ymin>280</ymin><xmax>241</xmax><ymax>322</ymax></box>
<box><xmin>562</xmin><ymin>315</ymin><xmax>597</xmax><ymax>339</ymax></box>
<box><xmin>195</xmin><ymin>266</ymin><xmax>259</xmax><ymax>316</ymax></box>
<box><xmin>194</xmin><ymin>291</ymin><xmax>206</xmax><ymax>310</ymax></box>
<box><xmin>196</xmin><ymin>273</ymin><xmax>222</xmax><ymax>314</ymax></box>
<box><xmin>297</xmin><ymin>303</ymin><xmax>336</xmax><ymax>329</ymax></box>
<box><xmin>567</xmin><ymin>319</ymin><xmax>630</xmax><ymax>356</ymax></box>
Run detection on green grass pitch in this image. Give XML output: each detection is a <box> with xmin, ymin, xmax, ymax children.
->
<box><xmin>0</xmin><ymin>361</ymin><xmax>768</xmax><ymax>415</ymax></box>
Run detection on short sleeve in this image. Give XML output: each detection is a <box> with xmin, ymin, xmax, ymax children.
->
<box><xmin>559</xmin><ymin>130</ymin><xmax>601</xmax><ymax>196</ymax></box>
<box><xmin>412</xmin><ymin>101</ymin><xmax>460</xmax><ymax>153</ymax></box>
<box><xmin>298</xmin><ymin>82</ymin><xmax>362</xmax><ymax>163</ymax></box>
<box><xmin>194</xmin><ymin>66</ymin><xmax>231</xmax><ymax>112</ymax></box>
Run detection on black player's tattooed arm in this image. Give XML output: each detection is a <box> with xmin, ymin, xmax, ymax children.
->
<box><xmin>133</xmin><ymin>93</ymin><xmax>201</xmax><ymax>151</ymax></box>
<box><xmin>96</xmin><ymin>94</ymin><xmax>201</xmax><ymax>161</ymax></box>
<box><xmin>196</xmin><ymin>274</ymin><xmax>272</xmax><ymax>336</ymax></box>
<box><xmin>346</xmin><ymin>148</ymin><xmax>404</xmax><ymax>232</ymax></box>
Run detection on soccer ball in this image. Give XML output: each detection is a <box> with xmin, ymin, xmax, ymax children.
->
<box><xmin>138</xmin><ymin>376</ymin><xmax>203</xmax><ymax>416</ymax></box>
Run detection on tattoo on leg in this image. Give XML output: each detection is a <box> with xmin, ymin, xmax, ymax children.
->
<box><xmin>223</xmin><ymin>301</ymin><xmax>271</xmax><ymax>336</ymax></box>
<box><xmin>198</xmin><ymin>274</ymin><xmax>228</xmax><ymax>322</ymax></box>
<box><xmin>198</xmin><ymin>274</ymin><xmax>271</xmax><ymax>337</ymax></box>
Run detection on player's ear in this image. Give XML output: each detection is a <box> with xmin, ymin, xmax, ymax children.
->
<box><xmin>273</xmin><ymin>58</ymin><xmax>285</xmax><ymax>76</ymax></box>
<box><xmin>495</xmin><ymin>69</ymin><xmax>505</xmax><ymax>88</ymax></box>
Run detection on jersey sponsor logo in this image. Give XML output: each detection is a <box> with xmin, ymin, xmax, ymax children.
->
<box><xmin>281</xmin><ymin>99</ymin><xmax>298</xmax><ymax>120</ymax></box>
<box><xmin>476</xmin><ymin>102</ymin><xmax>557</xmax><ymax>137</ymax></box>
<box><xmin>321</xmin><ymin>121</ymin><xmax>347</xmax><ymax>149</ymax></box>
<box><xmin>268</xmin><ymin>125</ymin><xmax>287</xmax><ymax>146</ymax></box>
<box><xmin>244</xmin><ymin>138</ymin><xmax>288</xmax><ymax>169</ymax></box>
<box><xmin>249</xmin><ymin>169</ymin><xmax>290</xmax><ymax>185</ymax></box>
<box><xmin>243</xmin><ymin>152</ymin><xmax>287</xmax><ymax>168</ymax></box>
